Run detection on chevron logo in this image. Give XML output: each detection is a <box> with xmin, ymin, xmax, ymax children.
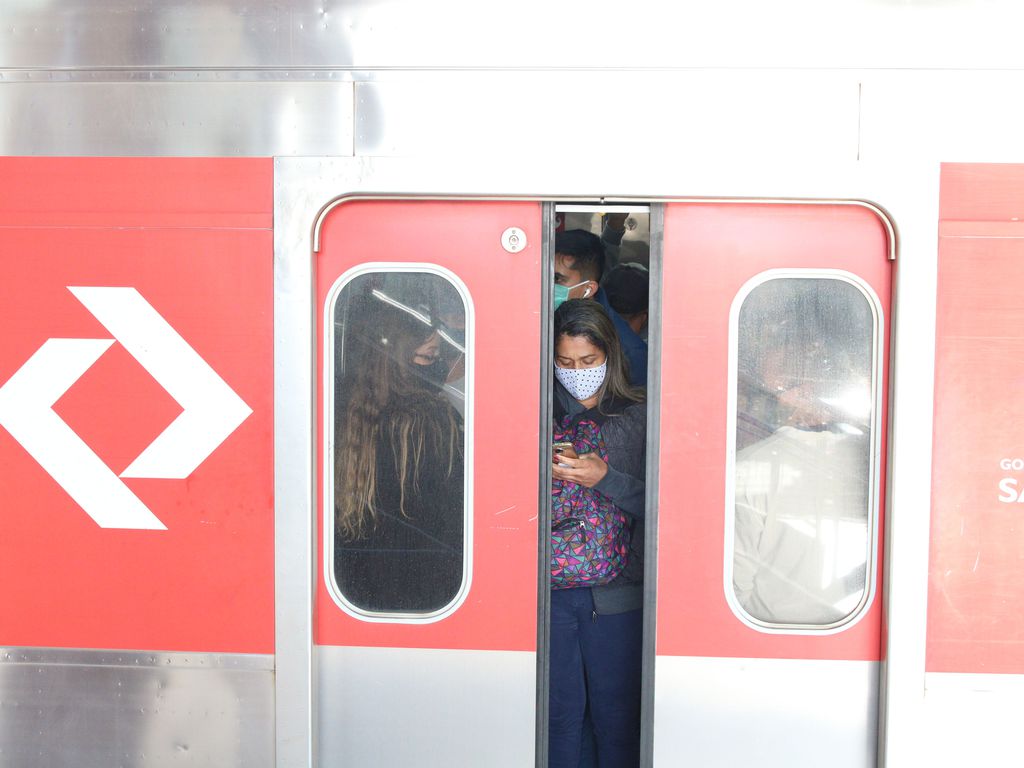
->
<box><xmin>0</xmin><ymin>287</ymin><xmax>253</xmax><ymax>530</ymax></box>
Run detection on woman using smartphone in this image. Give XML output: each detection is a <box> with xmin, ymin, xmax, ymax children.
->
<box><xmin>549</xmin><ymin>299</ymin><xmax>647</xmax><ymax>768</ymax></box>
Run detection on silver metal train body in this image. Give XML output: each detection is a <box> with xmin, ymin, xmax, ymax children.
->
<box><xmin>2</xmin><ymin>2</ymin><xmax>1024</xmax><ymax>766</ymax></box>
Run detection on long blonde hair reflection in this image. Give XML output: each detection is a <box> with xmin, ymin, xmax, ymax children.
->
<box><xmin>334</xmin><ymin>292</ymin><xmax>462</xmax><ymax>542</ymax></box>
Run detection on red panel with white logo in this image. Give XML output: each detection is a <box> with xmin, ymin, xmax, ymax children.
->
<box><xmin>316</xmin><ymin>200</ymin><xmax>542</xmax><ymax>651</ymax></box>
<box><xmin>657</xmin><ymin>202</ymin><xmax>891</xmax><ymax>661</ymax></box>
<box><xmin>929</xmin><ymin>164</ymin><xmax>1024</xmax><ymax>673</ymax></box>
<box><xmin>0</xmin><ymin>158</ymin><xmax>274</xmax><ymax>654</ymax></box>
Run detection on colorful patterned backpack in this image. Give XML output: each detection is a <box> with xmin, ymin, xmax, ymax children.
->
<box><xmin>550</xmin><ymin>416</ymin><xmax>631</xmax><ymax>589</ymax></box>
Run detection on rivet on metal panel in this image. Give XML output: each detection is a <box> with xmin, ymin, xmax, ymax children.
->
<box><xmin>501</xmin><ymin>227</ymin><xmax>527</xmax><ymax>253</ymax></box>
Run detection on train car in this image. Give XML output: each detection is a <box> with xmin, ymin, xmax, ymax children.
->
<box><xmin>2</xmin><ymin>1</ymin><xmax>1024</xmax><ymax>766</ymax></box>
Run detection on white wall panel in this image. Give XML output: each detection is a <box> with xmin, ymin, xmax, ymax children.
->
<box><xmin>317</xmin><ymin>646</ymin><xmax>536</xmax><ymax>767</ymax></box>
<box><xmin>0</xmin><ymin>82</ymin><xmax>353</xmax><ymax>157</ymax></box>
<box><xmin>354</xmin><ymin>71</ymin><xmax>860</xmax><ymax>163</ymax></box>
<box><xmin>860</xmin><ymin>71</ymin><xmax>1024</xmax><ymax>164</ymax></box>
<box><xmin>921</xmin><ymin>673</ymin><xmax>1024</xmax><ymax>767</ymax></box>
<box><xmin>3</xmin><ymin>0</ymin><xmax>1024</xmax><ymax>71</ymax></box>
<box><xmin>654</xmin><ymin>656</ymin><xmax>879</xmax><ymax>768</ymax></box>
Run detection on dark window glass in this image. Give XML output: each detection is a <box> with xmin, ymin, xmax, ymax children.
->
<box><xmin>731</xmin><ymin>276</ymin><xmax>877</xmax><ymax>627</ymax></box>
<box><xmin>330</xmin><ymin>270</ymin><xmax>467</xmax><ymax>616</ymax></box>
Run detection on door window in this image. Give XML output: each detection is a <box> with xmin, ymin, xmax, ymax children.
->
<box><xmin>728</xmin><ymin>273</ymin><xmax>881</xmax><ymax>629</ymax></box>
<box><xmin>326</xmin><ymin>268</ymin><xmax>470</xmax><ymax>618</ymax></box>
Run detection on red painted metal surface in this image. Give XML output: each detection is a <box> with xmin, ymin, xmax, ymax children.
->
<box><xmin>315</xmin><ymin>200</ymin><xmax>542</xmax><ymax>652</ymax></box>
<box><xmin>656</xmin><ymin>202</ymin><xmax>891</xmax><ymax>661</ymax></box>
<box><xmin>0</xmin><ymin>158</ymin><xmax>275</xmax><ymax>653</ymax></box>
<box><xmin>929</xmin><ymin>163</ymin><xmax>1024</xmax><ymax>673</ymax></box>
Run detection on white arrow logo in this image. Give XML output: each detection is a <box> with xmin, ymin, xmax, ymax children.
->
<box><xmin>0</xmin><ymin>287</ymin><xmax>253</xmax><ymax>530</ymax></box>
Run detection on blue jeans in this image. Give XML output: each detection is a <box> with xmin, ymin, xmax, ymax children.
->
<box><xmin>549</xmin><ymin>588</ymin><xmax>642</xmax><ymax>768</ymax></box>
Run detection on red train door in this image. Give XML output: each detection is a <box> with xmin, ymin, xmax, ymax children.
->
<box><xmin>650</xmin><ymin>202</ymin><xmax>892</xmax><ymax>766</ymax></box>
<box><xmin>313</xmin><ymin>199</ymin><xmax>543</xmax><ymax>766</ymax></box>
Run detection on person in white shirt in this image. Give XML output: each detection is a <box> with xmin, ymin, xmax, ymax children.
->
<box><xmin>732</xmin><ymin>319</ymin><xmax>873</xmax><ymax>627</ymax></box>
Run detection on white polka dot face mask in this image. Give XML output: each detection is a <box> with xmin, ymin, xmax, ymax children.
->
<box><xmin>554</xmin><ymin>361</ymin><xmax>607</xmax><ymax>402</ymax></box>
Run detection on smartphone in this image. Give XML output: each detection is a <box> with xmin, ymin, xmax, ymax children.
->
<box><xmin>553</xmin><ymin>442</ymin><xmax>578</xmax><ymax>460</ymax></box>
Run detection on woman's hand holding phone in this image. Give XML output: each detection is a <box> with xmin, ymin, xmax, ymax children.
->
<box><xmin>553</xmin><ymin>442</ymin><xmax>578</xmax><ymax>466</ymax></box>
<box><xmin>552</xmin><ymin>447</ymin><xmax>609</xmax><ymax>488</ymax></box>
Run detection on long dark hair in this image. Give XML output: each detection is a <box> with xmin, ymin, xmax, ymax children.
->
<box><xmin>554</xmin><ymin>299</ymin><xmax>644</xmax><ymax>409</ymax></box>
<box><xmin>334</xmin><ymin>295</ymin><xmax>461</xmax><ymax>541</ymax></box>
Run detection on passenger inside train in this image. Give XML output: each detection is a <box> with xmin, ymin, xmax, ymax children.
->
<box><xmin>599</xmin><ymin>212</ymin><xmax>651</xmax><ymax>270</ymax></box>
<box><xmin>548</xmin><ymin>298</ymin><xmax>647</xmax><ymax>768</ymax></box>
<box><xmin>554</xmin><ymin>228</ymin><xmax>648</xmax><ymax>386</ymax></box>
<box><xmin>331</xmin><ymin>275</ymin><xmax>466</xmax><ymax>614</ymax></box>
<box><xmin>550</xmin><ymin>211</ymin><xmax>651</xmax><ymax>767</ymax></box>
<box><xmin>732</xmin><ymin>279</ymin><xmax>873</xmax><ymax>626</ymax></box>
<box><xmin>602</xmin><ymin>262</ymin><xmax>650</xmax><ymax>343</ymax></box>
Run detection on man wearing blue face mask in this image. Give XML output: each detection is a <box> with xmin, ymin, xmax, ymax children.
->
<box><xmin>554</xmin><ymin>229</ymin><xmax>648</xmax><ymax>387</ymax></box>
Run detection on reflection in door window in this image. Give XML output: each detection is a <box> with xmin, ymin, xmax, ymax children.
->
<box><xmin>730</xmin><ymin>276</ymin><xmax>877</xmax><ymax>628</ymax></box>
<box><xmin>330</xmin><ymin>270</ymin><xmax>468</xmax><ymax>616</ymax></box>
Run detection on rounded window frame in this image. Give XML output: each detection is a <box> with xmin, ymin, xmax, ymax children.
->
<box><xmin>722</xmin><ymin>268</ymin><xmax>884</xmax><ymax>635</ymax></box>
<box><xmin>323</xmin><ymin>262</ymin><xmax>474</xmax><ymax>624</ymax></box>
